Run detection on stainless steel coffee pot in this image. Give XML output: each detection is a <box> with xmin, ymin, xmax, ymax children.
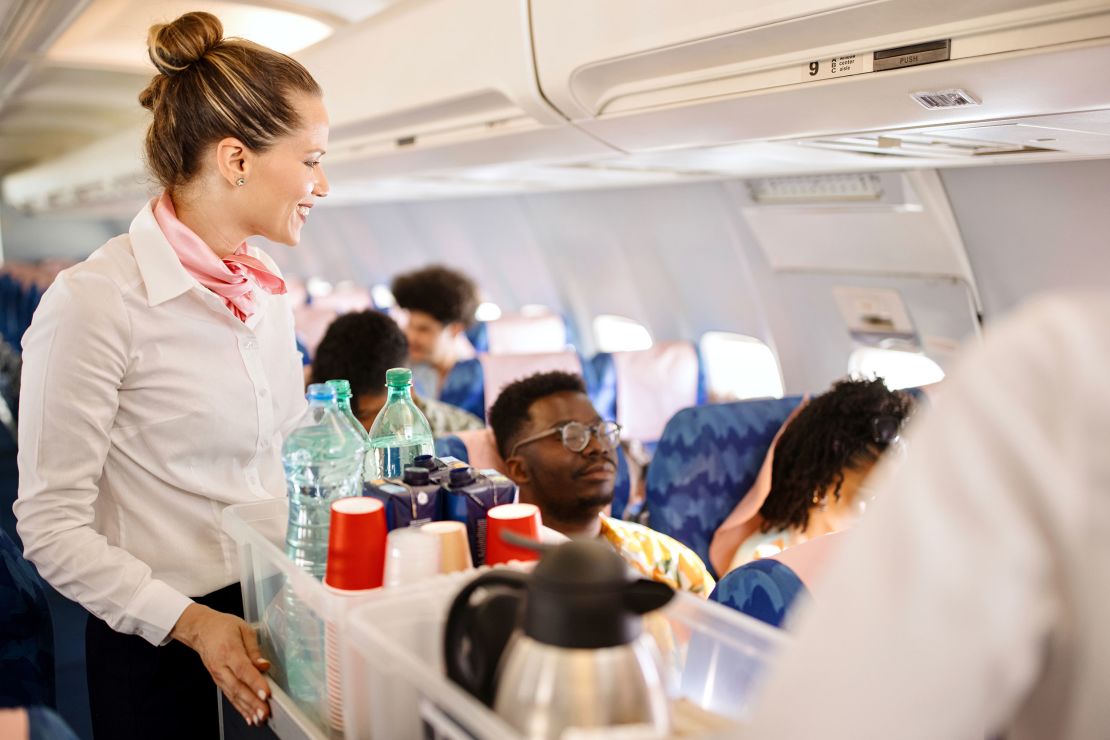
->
<box><xmin>444</xmin><ymin>539</ymin><xmax>674</xmax><ymax>739</ymax></box>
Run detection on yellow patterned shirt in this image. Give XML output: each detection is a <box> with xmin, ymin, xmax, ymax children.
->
<box><xmin>598</xmin><ymin>516</ymin><xmax>715</xmax><ymax>598</ymax></box>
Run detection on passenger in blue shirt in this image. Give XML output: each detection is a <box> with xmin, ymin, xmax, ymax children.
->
<box><xmin>390</xmin><ymin>266</ymin><xmax>480</xmax><ymax>398</ymax></box>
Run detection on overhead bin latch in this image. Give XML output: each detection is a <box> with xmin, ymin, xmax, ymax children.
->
<box><xmin>873</xmin><ymin>40</ymin><xmax>951</xmax><ymax>71</ymax></box>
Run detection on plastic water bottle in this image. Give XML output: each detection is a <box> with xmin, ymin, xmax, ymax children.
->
<box><xmin>366</xmin><ymin>368</ymin><xmax>435</xmax><ymax>480</ymax></box>
<box><xmin>282</xmin><ymin>383</ymin><xmax>366</xmax><ymax>579</ymax></box>
<box><xmin>325</xmin><ymin>378</ymin><xmax>371</xmax><ymax>483</ymax></box>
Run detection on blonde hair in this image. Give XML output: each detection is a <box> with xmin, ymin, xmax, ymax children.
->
<box><xmin>138</xmin><ymin>11</ymin><xmax>321</xmax><ymax>191</ymax></box>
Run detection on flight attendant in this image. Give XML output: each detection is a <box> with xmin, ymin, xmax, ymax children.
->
<box><xmin>14</xmin><ymin>11</ymin><xmax>328</xmax><ymax>738</ymax></box>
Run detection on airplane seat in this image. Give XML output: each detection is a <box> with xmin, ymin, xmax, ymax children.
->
<box><xmin>484</xmin><ymin>312</ymin><xmax>569</xmax><ymax>355</ymax></box>
<box><xmin>709</xmin><ymin>559</ymin><xmax>809</xmax><ymax>628</ymax></box>
<box><xmin>308</xmin><ymin>285</ymin><xmax>373</xmax><ymax>314</ymax></box>
<box><xmin>451</xmin><ymin>428</ymin><xmax>507</xmax><ymax>472</ymax></box>
<box><xmin>593</xmin><ymin>341</ymin><xmax>707</xmax><ymax>447</ymax></box>
<box><xmin>441</xmin><ymin>351</ymin><xmax>588</xmax><ymax>421</ymax></box>
<box><xmin>292</xmin><ymin>304</ymin><xmax>340</xmax><ymax>359</ymax></box>
<box><xmin>480</xmin><ymin>351</ymin><xmax>584</xmax><ymax>417</ymax></box>
<box><xmin>644</xmin><ymin>396</ymin><xmax>805</xmax><ymax>578</ymax></box>
<box><xmin>0</xmin><ymin>528</ymin><xmax>55</xmax><ymax>708</ymax></box>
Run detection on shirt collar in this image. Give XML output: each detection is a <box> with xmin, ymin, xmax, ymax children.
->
<box><xmin>130</xmin><ymin>197</ymin><xmax>195</xmax><ymax>307</ymax></box>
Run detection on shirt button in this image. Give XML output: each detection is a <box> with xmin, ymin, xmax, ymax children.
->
<box><xmin>243</xmin><ymin>339</ymin><xmax>258</xmax><ymax>350</ymax></box>
<box><xmin>259</xmin><ymin>388</ymin><xmax>268</xmax><ymax>398</ymax></box>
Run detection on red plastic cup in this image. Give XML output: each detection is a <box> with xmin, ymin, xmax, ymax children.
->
<box><xmin>485</xmin><ymin>503</ymin><xmax>543</xmax><ymax>566</ymax></box>
<box><xmin>325</xmin><ymin>497</ymin><xmax>387</xmax><ymax>590</ymax></box>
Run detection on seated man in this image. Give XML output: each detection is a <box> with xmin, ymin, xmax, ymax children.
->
<box><xmin>390</xmin><ymin>265</ymin><xmax>479</xmax><ymax>398</ymax></box>
<box><xmin>311</xmin><ymin>311</ymin><xmax>483</xmax><ymax>436</ymax></box>
<box><xmin>489</xmin><ymin>371</ymin><xmax>714</xmax><ymax>597</ymax></box>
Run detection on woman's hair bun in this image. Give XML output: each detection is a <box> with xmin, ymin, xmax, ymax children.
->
<box><xmin>146</xmin><ymin>11</ymin><xmax>223</xmax><ymax>77</ymax></box>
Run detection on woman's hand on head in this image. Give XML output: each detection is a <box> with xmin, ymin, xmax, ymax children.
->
<box><xmin>171</xmin><ymin>603</ymin><xmax>272</xmax><ymax>727</ymax></box>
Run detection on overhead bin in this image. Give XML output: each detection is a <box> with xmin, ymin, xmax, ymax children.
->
<box><xmin>4</xmin><ymin>0</ymin><xmax>621</xmax><ymax>214</ymax></box>
<box><xmin>298</xmin><ymin>0</ymin><xmax>618</xmax><ymax>184</ymax></box>
<box><xmin>530</xmin><ymin>0</ymin><xmax>1110</xmax><ymax>151</ymax></box>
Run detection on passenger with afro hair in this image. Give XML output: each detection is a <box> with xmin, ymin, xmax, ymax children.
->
<box><xmin>390</xmin><ymin>265</ymin><xmax>480</xmax><ymax>397</ymax></box>
<box><xmin>711</xmin><ymin>377</ymin><xmax>915</xmax><ymax>575</ymax></box>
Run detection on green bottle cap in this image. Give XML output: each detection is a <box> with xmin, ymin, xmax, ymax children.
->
<box><xmin>325</xmin><ymin>379</ymin><xmax>352</xmax><ymax>401</ymax></box>
<box><xmin>385</xmin><ymin>367</ymin><xmax>412</xmax><ymax>388</ymax></box>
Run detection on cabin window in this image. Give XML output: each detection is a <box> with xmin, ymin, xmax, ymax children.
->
<box><xmin>371</xmin><ymin>284</ymin><xmax>396</xmax><ymax>309</ymax></box>
<box><xmin>306</xmin><ymin>277</ymin><xmax>332</xmax><ymax>299</ymax></box>
<box><xmin>700</xmin><ymin>332</ymin><xmax>784</xmax><ymax>400</ymax></box>
<box><xmin>849</xmin><ymin>347</ymin><xmax>945</xmax><ymax>390</ymax></box>
<box><xmin>594</xmin><ymin>315</ymin><xmax>653</xmax><ymax>353</ymax></box>
<box><xmin>475</xmin><ymin>302</ymin><xmax>503</xmax><ymax>322</ymax></box>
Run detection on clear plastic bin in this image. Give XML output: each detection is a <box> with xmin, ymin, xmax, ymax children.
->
<box><xmin>222</xmin><ymin>498</ymin><xmax>386</xmax><ymax>737</ymax></box>
<box><xmin>340</xmin><ymin>569</ymin><xmax>786</xmax><ymax>739</ymax></box>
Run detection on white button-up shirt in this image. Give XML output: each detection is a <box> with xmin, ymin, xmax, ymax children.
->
<box><xmin>15</xmin><ymin>200</ymin><xmax>306</xmax><ymax>646</ymax></box>
<box><xmin>741</xmin><ymin>292</ymin><xmax>1110</xmax><ymax>740</ymax></box>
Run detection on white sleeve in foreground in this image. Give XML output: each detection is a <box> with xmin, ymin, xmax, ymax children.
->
<box><xmin>15</xmin><ymin>270</ymin><xmax>192</xmax><ymax>645</ymax></box>
<box><xmin>740</xmin><ymin>301</ymin><xmax>1078</xmax><ymax>740</ymax></box>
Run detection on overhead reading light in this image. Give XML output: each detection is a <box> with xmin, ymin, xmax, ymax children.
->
<box><xmin>48</xmin><ymin>1</ymin><xmax>334</xmax><ymax>70</ymax></box>
<box><xmin>747</xmin><ymin>173</ymin><xmax>883</xmax><ymax>204</ymax></box>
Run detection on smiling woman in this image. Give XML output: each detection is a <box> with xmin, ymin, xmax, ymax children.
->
<box><xmin>13</xmin><ymin>10</ymin><xmax>329</xmax><ymax>740</ymax></box>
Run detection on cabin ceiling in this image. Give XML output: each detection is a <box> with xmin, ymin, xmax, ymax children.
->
<box><xmin>0</xmin><ymin>0</ymin><xmax>401</xmax><ymax>177</ymax></box>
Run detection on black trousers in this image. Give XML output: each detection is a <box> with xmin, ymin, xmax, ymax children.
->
<box><xmin>85</xmin><ymin>583</ymin><xmax>244</xmax><ymax>740</ymax></box>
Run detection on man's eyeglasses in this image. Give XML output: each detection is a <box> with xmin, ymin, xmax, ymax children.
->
<box><xmin>510</xmin><ymin>420</ymin><xmax>622</xmax><ymax>458</ymax></box>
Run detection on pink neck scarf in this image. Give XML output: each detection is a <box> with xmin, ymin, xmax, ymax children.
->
<box><xmin>153</xmin><ymin>192</ymin><xmax>286</xmax><ymax>322</ymax></box>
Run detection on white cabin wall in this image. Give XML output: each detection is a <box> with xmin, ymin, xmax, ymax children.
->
<box><xmin>940</xmin><ymin>159</ymin><xmax>1110</xmax><ymax>318</ymax></box>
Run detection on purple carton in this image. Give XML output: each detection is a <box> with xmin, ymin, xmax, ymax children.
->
<box><xmin>363</xmin><ymin>465</ymin><xmax>441</xmax><ymax>530</ymax></box>
<box><xmin>440</xmin><ymin>466</ymin><xmax>518</xmax><ymax>565</ymax></box>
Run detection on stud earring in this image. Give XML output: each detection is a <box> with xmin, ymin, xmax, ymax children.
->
<box><xmin>236</xmin><ymin>178</ymin><xmax>246</xmax><ymax>187</ymax></box>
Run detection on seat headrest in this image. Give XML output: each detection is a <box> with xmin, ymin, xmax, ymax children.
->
<box><xmin>485</xmin><ymin>313</ymin><xmax>568</xmax><ymax>355</ymax></box>
<box><xmin>645</xmin><ymin>396</ymin><xmax>804</xmax><ymax>578</ymax></box>
<box><xmin>612</xmin><ymin>341</ymin><xmax>700</xmax><ymax>443</ymax></box>
<box><xmin>480</xmin><ymin>351</ymin><xmax>584</xmax><ymax>415</ymax></box>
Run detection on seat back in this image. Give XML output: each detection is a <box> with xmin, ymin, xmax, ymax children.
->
<box><xmin>479</xmin><ymin>351</ymin><xmax>584</xmax><ymax>417</ymax></box>
<box><xmin>589</xmin><ymin>342</ymin><xmax>708</xmax><ymax>445</ymax></box>
<box><xmin>0</xmin><ymin>529</ymin><xmax>55</xmax><ymax>708</ymax></box>
<box><xmin>485</xmin><ymin>313</ymin><xmax>568</xmax><ymax>355</ymax></box>
<box><xmin>709</xmin><ymin>559</ymin><xmax>808</xmax><ymax>628</ymax></box>
<box><xmin>292</xmin><ymin>304</ymin><xmax>340</xmax><ymax>358</ymax></box>
<box><xmin>309</xmin><ymin>285</ymin><xmax>372</xmax><ymax>314</ymax></box>
<box><xmin>645</xmin><ymin>396</ymin><xmax>804</xmax><ymax>578</ymax></box>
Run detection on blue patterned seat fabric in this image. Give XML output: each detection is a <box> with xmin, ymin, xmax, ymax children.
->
<box><xmin>438</xmin><ymin>358</ymin><xmax>486</xmax><ymax>419</ymax></box>
<box><xmin>0</xmin><ymin>528</ymin><xmax>55</xmax><ymax>709</ymax></box>
<box><xmin>434</xmin><ymin>435</ymin><xmax>632</xmax><ymax>519</ymax></box>
<box><xmin>644</xmin><ymin>396</ymin><xmax>804</xmax><ymax>579</ymax></box>
<box><xmin>710</xmin><ymin>558</ymin><xmax>809</xmax><ymax>628</ymax></box>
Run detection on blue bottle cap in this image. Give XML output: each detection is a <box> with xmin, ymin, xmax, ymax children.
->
<box><xmin>306</xmin><ymin>383</ymin><xmax>336</xmax><ymax>402</ymax></box>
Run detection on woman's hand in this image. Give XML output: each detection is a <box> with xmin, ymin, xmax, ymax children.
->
<box><xmin>171</xmin><ymin>603</ymin><xmax>272</xmax><ymax>726</ymax></box>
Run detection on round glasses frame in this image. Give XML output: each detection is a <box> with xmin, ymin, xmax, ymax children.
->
<box><xmin>509</xmin><ymin>420</ymin><xmax>622</xmax><ymax>458</ymax></box>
